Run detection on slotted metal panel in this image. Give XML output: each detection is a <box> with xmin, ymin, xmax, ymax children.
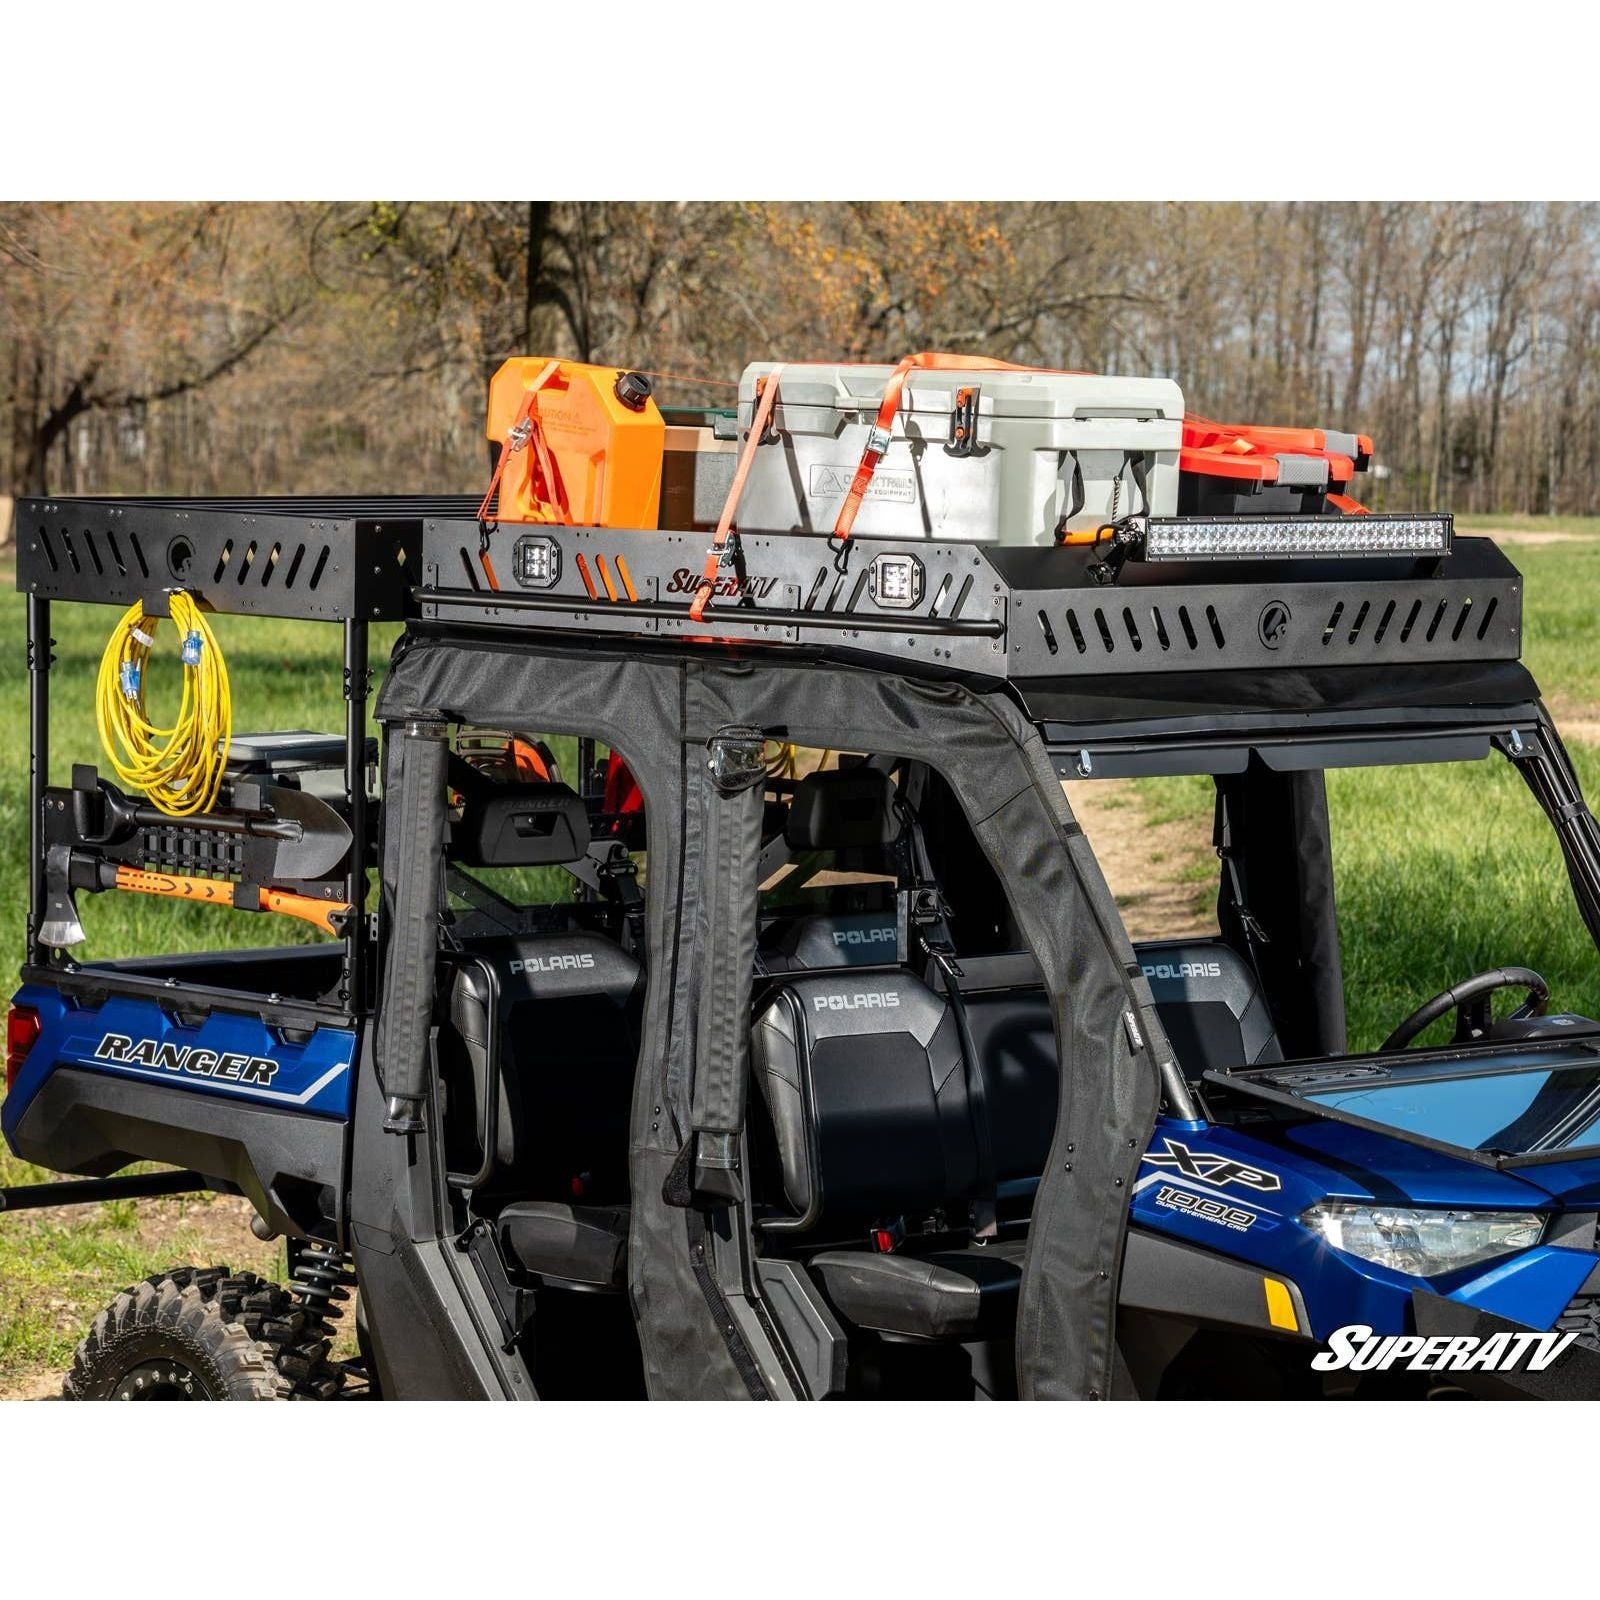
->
<box><xmin>14</xmin><ymin>496</ymin><xmax>429</xmax><ymax>620</ymax></box>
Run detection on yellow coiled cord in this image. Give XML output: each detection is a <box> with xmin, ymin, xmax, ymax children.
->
<box><xmin>95</xmin><ymin>594</ymin><xmax>232</xmax><ymax>817</ymax></box>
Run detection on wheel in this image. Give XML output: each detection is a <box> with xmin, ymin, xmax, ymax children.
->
<box><xmin>63</xmin><ymin>1265</ymin><xmax>345</xmax><ymax>1401</ymax></box>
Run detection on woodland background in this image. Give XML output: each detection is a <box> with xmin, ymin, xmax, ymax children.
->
<box><xmin>4</xmin><ymin>201</ymin><xmax>1600</xmax><ymax>521</ymax></box>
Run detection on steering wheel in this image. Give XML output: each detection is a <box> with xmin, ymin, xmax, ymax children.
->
<box><xmin>1380</xmin><ymin>967</ymin><xmax>1550</xmax><ymax>1053</ymax></box>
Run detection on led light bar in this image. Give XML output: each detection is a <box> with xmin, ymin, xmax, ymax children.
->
<box><xmin>1143</xmin><ymin>514</ymin><xmax>1452</xmax><ymax>562</ymax></box>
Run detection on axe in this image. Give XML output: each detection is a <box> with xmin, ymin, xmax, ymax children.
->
<box><xmin>40</xmin><ymin>845</ymin><xmax>351</xmax><ymax>948</ymax></box>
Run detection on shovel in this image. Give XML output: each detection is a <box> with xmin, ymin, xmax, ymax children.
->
<box><xmin>72</xmin><ymin>770</ymin><xmax>353</xmax><ymax>883</ymax></box>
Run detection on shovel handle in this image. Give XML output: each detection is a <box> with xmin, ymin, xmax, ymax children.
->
<box><xmin>111</xmin><ymin>866</ymin><xmax>350</xmax><ymax>936</ymax></box>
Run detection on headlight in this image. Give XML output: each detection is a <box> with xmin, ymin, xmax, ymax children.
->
<box><xmin>1301</xmin><ymin>1202</ymin><xmax>1545</xmax><ymax>1277</ymax></box>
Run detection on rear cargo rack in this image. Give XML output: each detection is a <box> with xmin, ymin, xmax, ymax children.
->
<box><xmin>13</xmin><ymin>496</ymin><xmax>420</xmax><ymax>1011</ymax></box>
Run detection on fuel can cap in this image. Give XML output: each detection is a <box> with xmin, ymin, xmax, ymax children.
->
<box><xmin>614</xmin><ymin>370</ymin><xmax>652</xmax><ymax>411</ymax></box>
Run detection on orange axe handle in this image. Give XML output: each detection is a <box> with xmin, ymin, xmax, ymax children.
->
<box><xmin>257</xmin><ymin>887</ymin><xmax>352</xmax><ymax>936</ymax></box>
<box><xmin>110</xmin><ymin>866</ymin><xmax>351</xmax><ymax>936</ymax></box>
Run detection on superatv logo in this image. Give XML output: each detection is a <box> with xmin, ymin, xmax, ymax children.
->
<box><xmin>510</xmin><ymin>953</ymin><xmax>597</xmax><ymax>975</ymax></box>
<box><xmin>814</xmin><ymin>991</ymin><xmax>902</xmax><ymax>1013</ymax></box>
<box><xmin>665</xmin><ymin>568</ymin><xmax>781</xmax><ymax>601</ymax></box>
<box><xmin>1142</xmin><ymin>1137</ymin><xmax>1282</xmax><ymax>1194</ymax></box>
<box><xmin>1142</xmin><ymin>960</ymin><xmax>1223</xmax><ymax>981</ymax></box>
<box><xmin>94</xmin><ymin>1032</ymin><xmax>279</xmax><ymax>1086</ymax></box>
<box><xmin>1313</xmin><ymin>1324</ymin><xmax>1578</xmax><ymax>1375</ymax></box>
<box><xmin>833</xmin><ymin>926</ymin><xmax>896</xmax><ymax>947</ymax></box>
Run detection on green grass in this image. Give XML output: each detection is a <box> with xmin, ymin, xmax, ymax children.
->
<box><xmin>1330</xmin><ymin>751</ymin><xmax>1600</xmax><ymax>1049</ymax></box>
<box><xmin>1456</xmin><ymin>513</ymin><xmax>1600</xmax><ymax>537</ymax></box>
<box><xmin>1507</xmin><ymin>540</ymin><xmax>1600</xmax><ymax>710</ymax></box>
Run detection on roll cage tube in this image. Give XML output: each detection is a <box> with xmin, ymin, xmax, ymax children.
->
<box><xmin>1507</xmin><ymin>717</ymin><xmax>1600</xmax><ymax>960</ymax></box>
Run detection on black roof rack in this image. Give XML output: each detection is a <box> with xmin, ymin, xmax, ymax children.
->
<box><xmin>13</xmin><ymin>495</ymin><xmax>436</xmax><ymax>621</ymax></box>
<box><xmin>13</xmin><ymin>496</ymin><xmax>1523</xmax><ymax>684</ymax></box>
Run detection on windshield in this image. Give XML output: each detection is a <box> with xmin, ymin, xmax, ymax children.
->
<box><xmin>1296</xmin><ymin>1050</ymin><xmax>1600</xmax><ymax>1156</ymax></box>
<box><xmin>1065</xmin><ymin>737</ymin><xmax>1600</xmax><ymax>1058</ymax></box>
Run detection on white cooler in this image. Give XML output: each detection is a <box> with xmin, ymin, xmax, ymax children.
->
<box><xmin>735</xmin><ymin>362</ymin><xmax>1184</xmax><ymax>544</ymax></box>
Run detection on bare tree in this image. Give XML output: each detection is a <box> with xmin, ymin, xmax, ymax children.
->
<box><xmin>7</xmin><ymin>201</ymin><xmax>1600</xmax><ymax>518</ymax></box>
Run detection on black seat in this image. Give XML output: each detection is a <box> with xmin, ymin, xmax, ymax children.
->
<box><xmin>943</xmin><ymin>939</ymin><xmax>1282</xmax><ymax>1186</ymax></box>
<box><xmin>759</xmin><ymin>767</ymin><xmax>901</xmax><ymax>973</ymax></box>
<box><xmin>752</xmin><ymin>968</ymin><xmax>1024</xmax><ymax>1341</ymax></box>
<box><xmin>752</xmin><ymin>970</ymin><xmax>974</xmax><ymax>1229</ymax></box>
<box><xmin>808</xmin><ymin>1239</ymin><xmax>1028</xmax><ymax>1341</ymax></box>
<box><xmin>935</xmin><ymin>954</ymin><xmax>1059</xmax><ymax>1202</ymax></box>
<box><xmin>496</xmin><ymin>1200</ymin><xmax>629</xmax><ymax>1290</ymax></box>
<box><xmin>1135</xmin><ymin>938</ymin><xmax>1282</xmax><ymax>1073</ymax></box>
<box><xmin>445</xmin><ymin>931</ymin><xmax>645</xmax><ymax>1198</ymax></box>
<box><xmin>763</xmin><ymin>909</ymin><xmax>900</xmax><ymax>972</ymax></box>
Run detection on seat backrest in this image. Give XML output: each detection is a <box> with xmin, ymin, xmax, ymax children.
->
<box><xmin>751</xmin><ymin>970</ymin><xmax>975</xmax><ymax>1234</ymax></box>
<box><xmin>760</xmin><ymin>767</ymin><xmax>900</xmax><ymax>973</ymax></box>
<box><xmin>1135</xmin><ymin>938</ymin><xmax>1282</xmax><ymax>1075</ymax></box>
<box><xmin>951</xmin><ymin>962</ymin><xmax>1059</xmax><ymax>1189</ymax></box>
<box><xmin>444</xmin><ymin>931</ymin><xmax>644</xmax><ymax>1201</ymax></box>
<box><xmin>762</xmin><ymin>909</ymin><xmax>900</xmax><ymax>972</ymax></box>
<box><xmin>940</xmin><ymin>941</ymin><xmax>1283</xmax><ymax>1200</ymax></box>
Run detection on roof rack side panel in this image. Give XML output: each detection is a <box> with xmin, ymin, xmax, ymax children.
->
<box><xmin>13</xmin><ymin>497</ymin><xmax>429</xmax><ymax>622</ymax></box>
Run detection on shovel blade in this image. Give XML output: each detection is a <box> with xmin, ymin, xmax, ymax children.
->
<box><xmin>262</xmin><ymin>786</ymin><xmax>353</xmax><ymax>881</ymax></box>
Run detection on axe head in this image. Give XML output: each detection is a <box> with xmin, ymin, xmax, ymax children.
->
<box><xmin>40</xmin><ymin>844</ymin><xmax>86</xmax><ymax>948</ymax></box>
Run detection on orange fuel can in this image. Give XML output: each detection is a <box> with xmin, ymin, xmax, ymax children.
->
<box><xmin>485</xmin><ymin>358</ymin><xmax>665</xmax><ymax>528</ymax></box>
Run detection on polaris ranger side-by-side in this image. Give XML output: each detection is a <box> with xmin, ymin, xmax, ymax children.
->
<box><xmin>6</xmin><ymin>386</ymin><xmax>1600</xmax><ymax>1399</ymax></box>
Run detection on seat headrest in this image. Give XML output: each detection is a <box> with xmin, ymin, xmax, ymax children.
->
<box><xmin>452</xmin><ymin>781</ymin><xmax>590</xmax><ymax>867</ymax></box>
<box><xmin>785</xmin><ymin>768</ymin><xmax>899</xmax><ymax>852</ymax></box>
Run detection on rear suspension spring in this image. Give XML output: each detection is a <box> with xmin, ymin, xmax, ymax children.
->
<box><xmin>286</xmin><ymin>1239</ymin><xmax>357</xmax><ymax>1338</ymax></box>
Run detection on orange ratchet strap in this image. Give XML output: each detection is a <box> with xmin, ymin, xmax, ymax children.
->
<box><xmin>477</xmin><ymin>359</ymin><xmax>568</xmax><ymax>588</ymax></box>
<box><xmin>688</xmin><ymin>364</ymin><xmax>786</xmax><ymax>624</ymax></box>
<box><xmin>830</xmin><ymin>352</ymin><xmax>1071</xmax><ymax>544</ymax></box>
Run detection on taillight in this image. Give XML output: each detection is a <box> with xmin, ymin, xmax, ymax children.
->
<box><xmin>5</xmin><ymin>1005</ymin><xmax>41</xmax><ymax>1093</ymax></box>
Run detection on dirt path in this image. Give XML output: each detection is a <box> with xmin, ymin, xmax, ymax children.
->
<box><xmin>5</xmin><ymin>1371</ymin><xmax>61</xmax><ymax>1401</ymax></box>
<box><xmin>1063</xmin><ymin>779</ymin><xmax>1213</xmax><ymax>942</ymax></box>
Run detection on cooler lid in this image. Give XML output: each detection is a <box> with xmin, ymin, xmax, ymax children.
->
<box><xmin>225</xmin><ymin>730</ymin><xmax>377</xmax><ymax>775</ymax></box>
<box><xmin>739</xmin><ymin>361</ymin><xmax>1184</xmax><ymax>422</ymax></box>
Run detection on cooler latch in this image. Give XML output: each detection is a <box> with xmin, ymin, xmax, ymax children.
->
<box><xmin>947</xmin><ymin>385</ymin><xmax>980</xmax><ymax>457</ymax></box>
